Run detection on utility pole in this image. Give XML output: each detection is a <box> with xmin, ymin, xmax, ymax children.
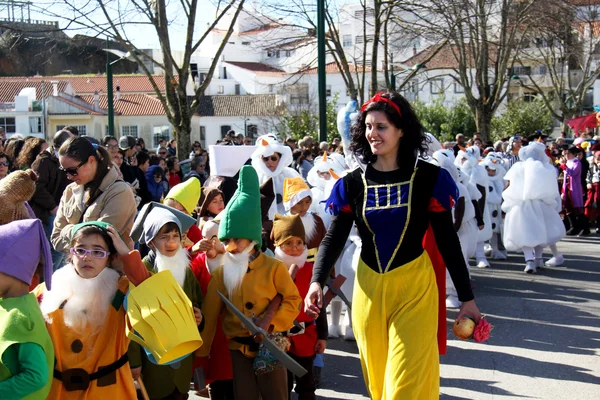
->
<box><xmin>106</xmin><ymin>38</ymin><xmax>115</xmax><ymax>137</ymax></box>
<box><xmin>317</xmin><ymin>0</ymin><xmax>327</xmax><ymax>143</ymax></box>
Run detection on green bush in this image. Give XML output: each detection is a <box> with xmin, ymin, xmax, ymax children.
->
<box><xmin>412</xmin><ymin>97</ymin><xmax>476</xmax><ymax>142</ymax></box>
<box><xmin>278</xmin><ymin>93</ymin><xmax>340</xmax><ymax>143</ymax></box>
<box><xmin>491</xmin><ymin>99</ymin><xmax>553</xmax><ymax>141</ymax></box>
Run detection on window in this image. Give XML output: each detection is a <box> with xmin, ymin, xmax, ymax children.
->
<box><xmin>538</xmin><ymin>65</ymin><xmax>547</xmax><ymax>75</ymax></box>
<box><xmin>509</xmin><ymin>66</ymin><xmax>532</xmax><ymax>76</ymax></box>
<box><xmin>153</xmin><ymin>125</ymin><xmax>170</xmax><ymax>147</ymax></box>
<box><xmin>221</xmin><ymin>125</ymin><xmax>232</xmax><ymax>139</ymax></box>
<box><xmin>199</xmin><ymin>73</ymin><xmax>207</xmax><ymax>84</ymax></box>
<box><xmin>326</xmin><ymin>85</ymin><xmax>332</xmax><ymax>97</ymax></box>
<box><xmin>267</xmin><ymin>50</ymin><xmax>274</xmax><ymax>58</ymax></box>
<box><xmin>354</xmin><ymin>10</ymin><xmax>364</xmax><ymax>18</ymax></box>
<box><xmin>57</xmin><ymin>125</ymin><xmax>87</xmax><ymax>136</ymax></box>
<box><xmin>356</xmin><ymin>35</ymin><xmax>364</xmax><ymax>44</ymax></box>
<box><xmin>247</xmin><ymin>124</ymin><xmax>258</xmax><ymax>138</ymax></box>
<box><xmin>343</xmin><ymin>35</ymin><xmax>352</xmax><ymax>47</ymax></box>
<box><xmin>199</xmin><ymin>126</ymin><xmax>206</xmax><ymax>148</ymax></box>
<box><xmin>29</xmin><ymin>117</ymin><xmax>42</xmax><ymax>134</ymax></box>
<box><xmin>285</xmin><ymin>50</ymin><xmax>292</xmax><ymax>57</ymax></box>
<box><xmin>365</xmin><ymin>34</ymin><xmax>374</xmax><ymax>42</ymax></box>
<box><xmin>242</xmin><ymin>41</ymin><xmax>251</xmax><ymax>46</ymax></box>
<box><xmin>454</xmin><ymin>83</ymin><xmax>465</xmax><ymax>93</ymax></box>
<box><xmin>235</xmin><ymin>84</ymin><xmax>241</xmax><ymax>95</ymax></box>
<box><xmin>430</xmin><ymin>79</ymin><xmax>444</xmax><ymax>94</ymax></box>
<box><xmin>229</xmin><ymin>42</ymin><xmax>236</xmax><ymax>45</ymax></box>
<box><xmin>269</xmin><ymin>84</ymin><xmax>274</xmax><ymax>93</ymax></box>
<box><xmin>366</xmin><ymin>8</ymin><xmax>375</xmax><ymax>17</ymax></box>
<box><xmin>276</xmin><ymin>50</ymin><xmax>281</xmax><ymax>58</ymax></box>
<box><xmin>289</xmin><ymin>84</ymin><xmax>309</xmax><ymax>105</ymax></box>
<box><xmin>121</xmin><ymin>125</ymin><xmax>139</xmax><ymax>137</ymax></box>
<box><xmin>217</xmin><ymin>85</ymin><xmax>225</xmax><ymax>94</ymax></box>
<box><xmin>0</xmin><ymin>117</ymin><xmax>16</xmax><ymax>134</ymax></box>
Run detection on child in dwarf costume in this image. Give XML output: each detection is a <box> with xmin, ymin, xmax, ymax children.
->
<box><xmin>163</xmin><ymin>178</ymin><xmax>203</xmax><ymax>246</ymax></box>
<box><xmin>121</xmin><ymin>204</ymin><xmax>204</xmax><ymax>399</ymax></box>
<box><xmin>283</xmin><ymin>177</ymin><xmax>327</xmax><ymax>264</ymax></box>
<box><xmin>197</xmin><ymin>165</ymin><xmax>301</xmax><ymax>400</ymax></box>
<box><xmin>188</xmin><ymin>216</ymin><xmax>234</xmax><ymax>400</ymax></box>
<box><xmin>35</xmin><ymin>221</ymin><xmax>138</xmax><ymax>399</ymax></box>
<box><xmin>306</xmin><ymin>152</ymin><xmax>346</xmax><ymax>230</ymax></box>
<box><xmin>0</xmin><ymin>219</ymin><xmax>54</xmax><ymax>400</ymax></box>
<box><xmin>481</xmin><ymin>152</ymin><xmax>508</xmax><ymax>260</ymax></box>
<box><xmin>272</xmin><ymin>214</ymin><xmax>327</xmax><ymax>400</ymax></box>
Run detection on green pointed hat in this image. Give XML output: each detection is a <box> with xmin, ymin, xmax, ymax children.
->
<box><xmin>218</xmin><ymin>165</ymin><xmax>262</xmax><ymax>249</ymax></box>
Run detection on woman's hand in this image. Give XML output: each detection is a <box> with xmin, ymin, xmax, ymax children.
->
<box><xmin>131</xmin><ymin>367</ymin><xmax>141</xmax><ymax>381</ymax></box>
<box><xmin>456</xmin><ymin>300</ymin><xmax>482</xmax><ymax>323</ymax></box>
<box><xmin>106</xmin><ymin>226</ymin><xmax>131</xmax><ymax>256</ymax></box>
<box><xmin>304</xmin><ymin>282</ymin><xmax>323</xmax><ymax>319</ymax></box>
<box><xmin>314</xmin><ymin>339</ymin><xmax>327</xmax><ymax>354</ymax></box>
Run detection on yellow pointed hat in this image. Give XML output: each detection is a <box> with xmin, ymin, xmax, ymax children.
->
<box><xmin>125</xmin><ymin>270</ymin><xmax>203</xmax><ymax>365</ymax></box>
<box><xmin>165</xmin><ymin>178</ymin><xmax>201</xmax><ymax>215</ymax></box>
<box><xmin>283</xmin><ymin>177</ymin><xmax>312</xmax><ymax>210</ymax></box>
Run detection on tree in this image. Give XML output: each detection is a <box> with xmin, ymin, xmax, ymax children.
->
<box><xmin>412</xmin><ymin>97</ymin><xmax>476</xmax><ymax>141</ymax></box>
<box><xmin>491</xmin><ymin>98</ymin><xmax>553</xmax><ymax>140</ymax></box>
<box><xmin>277</xmin><ymin>93</ymin><xmax>339</xmax><ymax>142</ymax></box>
<box><xmin>410</xmin><ymin>0</ymin><xmax>536</xmax><ymax>140</ymax></box>
<box><xmin>516</xmin><ymin>0</ymin><xmax>600</xmax><ymax>129</ymax></box>
<box><xmin>38</xmin><ymin>0</ymin><xmax>245</xmax><ymax>158</ymax></box>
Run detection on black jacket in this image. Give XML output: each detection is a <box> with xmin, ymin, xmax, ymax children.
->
<box><xmin>29</xmin><ymin>150</ymin><xmax>70</xmax><ymax>224</ymax></box>
<box><xmin>135</xmin><ymin>167</ymin><xmax>152</xmax><ymax>210</ymax></box>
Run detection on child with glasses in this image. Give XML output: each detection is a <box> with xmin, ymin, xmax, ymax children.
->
<box><xmin>35</xmin><ymin>221</ymin><xmax>138</xmax><ymax>398</ymax></box>
<box><xmin>0</xmin><ymin>153</ymin><xmax>9</xmax><ymax>180</ymax></box>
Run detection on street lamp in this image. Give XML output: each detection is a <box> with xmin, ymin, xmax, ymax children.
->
<box><xmin>102</xmin><ymin>43</ymin><xmax>135</xmax><ymax>137</ymax></box>
<box><xmin>390</xmin><ymin>62</ymin><xmax>427</xmax><ymax>91</ymax></box>
<box><xmin>317</xmin><ymin>0</ymin><xmax>327</xmax><ymax>143</ymax></box>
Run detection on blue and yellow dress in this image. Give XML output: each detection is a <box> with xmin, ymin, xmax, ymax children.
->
<box><xmin>312</xmin><ymin>160</ymin><xmax>474</xmax><ymax>400</ymax></box>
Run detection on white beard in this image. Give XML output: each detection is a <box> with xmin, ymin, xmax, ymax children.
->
<box><xmin>206</xmin><ymin>253</ymin><xmax>224</xmax><ymax>273</ymax></box>
<box><xmin>299</xmin><ymin>213</ymin><xmax>317</xmax><ymax>243</ymax></box>
<box><xmin>155</xmin><ymin>247</ymin><xmax>189</xmax><ymax>288</ymax></box>
<box><xmin>41</xmin><ymin>264</ymin><xmax>120</xmax><ymax>335</ymax></box>
<box><xmin>274</xmin><ymin>246</ymin><xmax>308</xmax><ymax>269</ymax></box>
<box><xmin>222</xmin><ymin>244</ymin><xmax>255</xmax><ymax>298</ymax></box>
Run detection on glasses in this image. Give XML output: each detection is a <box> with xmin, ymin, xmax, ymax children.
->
<box><xmin>59</xmin><ymin>159</ymin><xmax>87</xmax><ymax>176</ymax></box>
<box><xmin>70</xmin><ymin>247</ymin><xmax>109</xmax><ymax>259</ymax></box>
<box><xmin>0</xmin><ymin>162</ymin><xmax>8</xmax><ymax>167</ymax></box>
<box><xmin>159</xmin><ymin>152</ymin><xmax>167</xmax><ymax>156</ymax></box>
<box><xmin>262</xmin><ymin>156</ymin><xmax>279</xmax><ymax>163</ymax></box>
<box><xmin>106</xmin><ymin>145</ymin><xmax>118</xmax><ymax>150</ymax></box>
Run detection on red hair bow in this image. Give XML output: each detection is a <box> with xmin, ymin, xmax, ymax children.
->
<box><xmin>360</xmin><ymin>92</ymin><xmax>402</xmax><ymax>116</ymax></box>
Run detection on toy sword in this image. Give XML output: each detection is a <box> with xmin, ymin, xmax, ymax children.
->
<box><xmin>216</xmin><ymin>291</ymin><xmax>307</xmax><ymax>377</ymax></box>
<box><xmin>324</xmin><ymin>275</ymin><xmax>352</xmax><ymax>310</ymax></box>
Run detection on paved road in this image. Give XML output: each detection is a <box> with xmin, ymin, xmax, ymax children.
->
<box><xmin>192</xmin><ymin>235</ymin><xmax>600</xmax><ymax>399</ymax></box>
<box><xmin>314</xmin><ymin>235</ymin><xmax>600</xmax><ymax>399</ymax></box>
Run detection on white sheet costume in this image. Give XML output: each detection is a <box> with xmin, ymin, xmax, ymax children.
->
<box><xmin>502</xmin><ymin>142</ymin><xmax>566</xmax><ymax>273</ymax></box>
<box><xmin>481</xmin><ymin>152</ymin><xmax>507</xmax><ymax>260</ymax></box>
<box><xmin>433</xmin><ymin>150</ymin><xmax>477</xmax><ymax>308</ymax></box>
<box><xmin>251</xmin><ymin>135</ymin><xmax>301</xmax><ymax>220</ymax></box>
<box><xmin>456</xmin><ymin>147</ymin><xmax>492</xmax><ymax>268</ymax></box>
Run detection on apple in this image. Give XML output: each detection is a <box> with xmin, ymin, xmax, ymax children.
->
<box><xmin>452</xmin><ymin>315</ymin><xmax>476</xmax><ymax>340</ymax></box>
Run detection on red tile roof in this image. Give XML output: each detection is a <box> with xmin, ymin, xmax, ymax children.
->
<box><xmin>301</xmin><ymin>61</ymin><xmax>371</xmax><ymax>74</ymax></box>
<box><xmin>0</xmin><ymin>78</ymin><xmax>69</xmax><ymax>102</ymax></box>
<box><xmin>60</xmin><ymin>75</ymin><xmax>172</xmax><ymax>95</ymax></box>
<box><xmin>402</xmin><ymin>43</ymin><xmax>497</xmax><ymax>70</ymax></box>
<box><xmin>225</xmin><ymin>61</ymin><xmax>286</xmax><ymax>75</ymax></box>
<box><xmin>78</xmin><ymin>94</ymin><xmax>166</xmax><ymax>116</ymax></box>
<box><xmin>239</xmin><ymin>23</ymin><xmax>280</xmax><ymax>36</ymax></box>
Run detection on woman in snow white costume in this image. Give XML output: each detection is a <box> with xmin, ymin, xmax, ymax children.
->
<box><xmin>304</xmin><ymin>92</ymin><xmax>481</xmax><ymax>399</ymax></box>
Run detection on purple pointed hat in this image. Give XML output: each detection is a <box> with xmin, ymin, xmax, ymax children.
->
<box><xmin>0</xmin><ymin>219</ymin><xmax>53</xmax><ymax>290</ymax></box>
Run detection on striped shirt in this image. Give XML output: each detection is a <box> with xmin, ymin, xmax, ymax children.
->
<box><xmin>503</xmin><ymin>153</ymin><xmax>519</xmax><ymax>170</ymax></box>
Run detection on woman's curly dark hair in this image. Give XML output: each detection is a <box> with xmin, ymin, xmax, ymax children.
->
<box><xmin>349</xmin><ymin>92</ymin><xmax>428</xmax><ymax>168</ymax></box>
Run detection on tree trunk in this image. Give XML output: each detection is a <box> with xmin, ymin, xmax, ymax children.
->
<box><xmin>475</xmin><ymin>106</ymin><xmax>492</xmax><ymax>141</ymax></box>
<box><xmin>175</xmin><ymin>90</ymin><xmax>193</xmax><ymax>159</ymax></box>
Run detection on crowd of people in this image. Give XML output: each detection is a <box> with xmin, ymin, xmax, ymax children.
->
<box><xmin>0</xmin><ymin>91</ymin><xmax>595</xmax><ymax>400</ymax></box>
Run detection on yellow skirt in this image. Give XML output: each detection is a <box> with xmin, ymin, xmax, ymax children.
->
<box><xmin>351</xmin><ymin>251</ymin><xmax>439</xmax><ymax>400</ymax></box>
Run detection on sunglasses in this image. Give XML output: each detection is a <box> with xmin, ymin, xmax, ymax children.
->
<box><xmin>70</xmin><ymin>247</ymin><xmax>109</xmax><ymax>259</ymax></box>
<box><xmin>159</xmin><ymin>152</ymin><xmax>167</xmax><ymax>156</ymax></box>
<box><xmin>262</xmin><ymin>156</ymin><xmax>279</xmax><ymax>163</ymax></box>
<box><xmin>59</xmin><ymin>159</ymin><xmax>87</xmax><ymax>176</ymax></box>
<box><xmin>0</xmin><ymin>161</ymin><xmax>8</xmax><ymax>167</ymax></box>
